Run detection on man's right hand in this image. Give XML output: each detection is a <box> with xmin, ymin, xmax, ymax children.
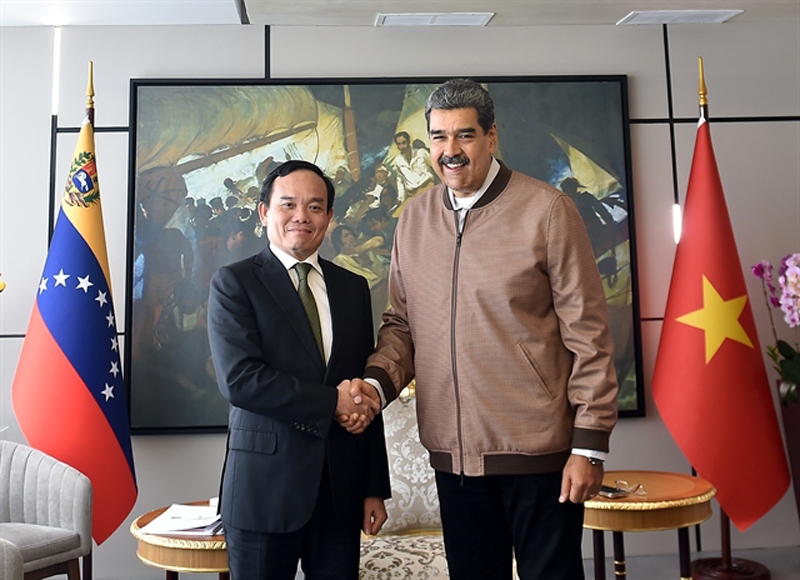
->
<box><xmin>336</xmin><ymin>380</ymin><xmax>380</xmax><ymax>434</ymax></box>
<box><xmin>351</xmin><ymin>378</ymin><xmax>381</xmax><ymax>408</ymax></box>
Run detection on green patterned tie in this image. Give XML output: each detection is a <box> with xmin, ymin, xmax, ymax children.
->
<box><xmin>293</xmin><ymin>262</ymin><xmax>324</xmax><ymax>359</ymax></box>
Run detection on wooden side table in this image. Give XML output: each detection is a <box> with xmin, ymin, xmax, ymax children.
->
<box><xmin>583</xmin><ymin>470</ymin><xmax>716</xmax><ymax>580</ymax></box>
<box><xmin>130</xmin><ymin>502</ymin><xmax>229</xmax><ymax>580</ymax></box>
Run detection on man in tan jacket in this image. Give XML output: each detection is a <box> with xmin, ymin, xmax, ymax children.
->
<box><xmin>346</xmin><ymin>78</ymin><xmax>618</xmax><ymax>579</ymax></box>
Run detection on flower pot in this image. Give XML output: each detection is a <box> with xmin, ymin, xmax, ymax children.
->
<box><xmin>780</xmin><ymin>401</ymin><xmax>800</xmax><ymax>524</ymax></box>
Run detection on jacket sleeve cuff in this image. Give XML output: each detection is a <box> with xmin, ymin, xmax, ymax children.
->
<box><xmin>364</xmin><ymin>366</ymin><xmax>398</xmax><ymax>404</ymax></box>
<box><xmin>571</xmin><ymin>427</ymin><xmax>611</xmax><ymax>453</ymax></box>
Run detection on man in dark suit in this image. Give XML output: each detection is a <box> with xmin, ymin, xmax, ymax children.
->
<box><xmin>207</xmin><ymin>160</ymin><xmax>390</xmax><ymax>579</ymax></box>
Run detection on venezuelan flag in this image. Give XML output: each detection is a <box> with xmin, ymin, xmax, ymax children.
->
<box><xmin>12</xmin><ymin>118</ymin><xmax>137</xmax><ymax>545</ymax></box>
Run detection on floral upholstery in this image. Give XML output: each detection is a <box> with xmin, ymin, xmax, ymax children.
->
<box><xmin>360</xmin><ymin>395</ymin><xmax>449</xmax><ymax>579</ymax></box>
<box><xmin>360</xmin><ymin>533</ymin><xmax>448</xmax><ymax>580</ymax></box>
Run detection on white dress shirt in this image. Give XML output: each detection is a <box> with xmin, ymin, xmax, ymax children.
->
<box><xmin>269</xmin><ymin>243</ymin><xmax>333</xmax><ymax>364</ymax></box>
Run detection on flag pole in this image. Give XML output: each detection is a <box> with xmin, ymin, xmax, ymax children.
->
<box><xmin>83</xmin><ymin>59</ymin><xmax>96</xmax><ymax>580</ymax></box>
<box><xmin>86</xmin><ymin>61</ymin><xmax>94</xmax><ymax>127</ymax></box>
<box><xmin>691</xmin><ymin>53</ymin><xmax>709</xmax><ymax>554</ymax></box>
<box><xmin>698</xmin><ymin>55</ymin><xmax>708</xmax><ymax>120</ymax></box>
<box><xmin>689</xmin><ymin>56</ymin><xmax>770</xmax><ymax>580</ymax></box>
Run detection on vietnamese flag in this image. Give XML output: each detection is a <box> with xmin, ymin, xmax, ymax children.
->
<box><xmin>652</xmin><ymin>117</ymin><xmax>789</xmax><ymax>531</ymax></box>
<box><xmin>13</xmin><ymin>118</ymin><xmax>137</xmax><ymax>544</ymax></box>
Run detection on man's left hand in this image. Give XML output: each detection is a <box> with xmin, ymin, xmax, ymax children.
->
<box><xmin>362</xmin><ymin>496</ymin><xmax>388</xmax><ymax>536</ymax></box>
<box><xmin>559</xmin><ymin>454</ymin><xmax>603</xmax><ymax>504</ymax></box>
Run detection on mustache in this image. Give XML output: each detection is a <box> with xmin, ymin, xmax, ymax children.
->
<box><xmin>439</xmin><ymin>154</ymin><xmax>469</xmax><ymax>166</ymax></box>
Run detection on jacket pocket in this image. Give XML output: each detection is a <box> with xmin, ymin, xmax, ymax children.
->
<box><xmin>517</xmin><ymin>343</ymin><xmax>556</xmax><ymax>400</ymax></box>
<box><xmin>229</xmin><ymin>426</ymin><xmax>277</xmax><ymax>455</ymax></box>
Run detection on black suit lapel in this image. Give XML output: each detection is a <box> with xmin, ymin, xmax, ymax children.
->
<box><xmin>320</xmin><ymin>260</ymin><xmax>342</xmax><ymax>382</ymax></box>
<box><xmin>253</xmin><ymin>247</ymin><xmax>326</xmax><ymax>372</ymax></box>
<box><xmin>321</xmin><ymin>260</ymin><xmax>363</xmax><ymax>383</ymax></box>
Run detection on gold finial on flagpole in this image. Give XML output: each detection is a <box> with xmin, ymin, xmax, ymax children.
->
<box><xmin>698</xmin><ymin>57</ymin><xmax>709</xmax><ymax>119</ymax></box>
<box><xmin>86</xmin><ymin>61</ymin><xmax>95</xmax><ymax>126</ymax></box>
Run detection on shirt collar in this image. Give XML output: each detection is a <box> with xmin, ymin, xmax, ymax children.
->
<box><xmin>269</xmin><ymin>243</ymin><xmax>323</xmax><ymax>276</ymax></box>
<box><xmin>448</xmin><ymin>157</ymin><xmax>501</xmax><ymax>211</ymax></box>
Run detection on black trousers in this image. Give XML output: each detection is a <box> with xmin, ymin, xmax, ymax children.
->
<box><xmin>435</xmin><ymin>470</ymin><xmax>585</xmax><ymax>580</ymax></box>
<box><xmin>224</xmin><ymin>469</ymin><xmax>361</xmax><ymax>580</ymax></box>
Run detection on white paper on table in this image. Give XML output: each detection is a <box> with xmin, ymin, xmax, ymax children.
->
<box><xmin>139</xmin><ymin>503</ymin><xmax>222</xmax><ymax>535</ymax></box>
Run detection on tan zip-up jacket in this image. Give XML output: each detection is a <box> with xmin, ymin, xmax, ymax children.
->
<box><xmin>365</xmin><ymin>162</ymin><xmax>618</xmax><ymax>476</ymax></box>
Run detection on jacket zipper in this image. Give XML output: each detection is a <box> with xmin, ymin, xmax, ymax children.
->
<box><xmin>452</xmin><ymin>209</ymin><xmax>467</xmax><ymax>482</ymax></box>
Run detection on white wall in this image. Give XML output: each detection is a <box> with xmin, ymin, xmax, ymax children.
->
<box><xmin>1</xmin><ymin>20</ymin><xmax>798</xmax><ymax>579</ymax></box>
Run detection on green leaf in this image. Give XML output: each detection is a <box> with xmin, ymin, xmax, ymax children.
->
<box><xmin>779</xmin><ymin>358</ymin><xmax>800</xmax><ymax>385</ymax></box>
<box><xmin>767</xmin><ymin>344</ymin><xmax>781</xmax><ymax>365</ymax></box>
<box><xmin>776</xmin><ymin>339</ymin><xmax>798</xmax><ymax>361</ymax></box>
<box><xmin>779</xmin><ymin>381</ymin><xmax>799</xmax><ymax>406</ymax></box>
<box><xmin>83</xmin><ymin>191</ymin><xmax>100</xmax><ymax>205</ymax></box>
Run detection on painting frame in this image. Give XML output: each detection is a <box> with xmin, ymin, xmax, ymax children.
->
<box><xmin>125</xmin><ymin>75</ymin><xmax>644</xmax><ymax>434</ymax></box>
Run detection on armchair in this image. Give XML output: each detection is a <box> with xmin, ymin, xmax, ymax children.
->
<box><xmin>360</xmin><ymin>395</ymin><xmax>448</xmax><ymax>579</ymax></box>
<box><xmin>0</xmin><ymin>538</ymin><xmax>23</xmax><ymax>580</ymax></box>
<box><xmin>0</xmin><ymin>440</ymin><xmax>92</xmax><ymax>580</ymax></box>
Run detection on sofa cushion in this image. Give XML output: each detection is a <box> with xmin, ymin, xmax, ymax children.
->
<box><xmin>0</xmin><ymin>522</ymin><xmax>80</xmax><ymax>564</ymax></box>
<box><xmin>360</xmin><ymin>532</ymin><xmax>448</xmax><ymax>580</ymax></box>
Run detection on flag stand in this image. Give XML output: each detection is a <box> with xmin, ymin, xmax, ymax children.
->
<box><xmin>685</xmin><ymin>58</ymin><xmax>778</xmax><ymax>580</ymax></box>
<box><xmin>12</xmin><ymin>60</ymin><xmax>138</xmax><ymax>547</ymax></box>
<box><xmin>691</xmin><ymin>510</ymin><xmax>770</xmax><ymax>579</ymax></box>
<box><xmin>650</xmin><ymin>55</ymin><xmax>791</xmax><ymax>578</ymax></box>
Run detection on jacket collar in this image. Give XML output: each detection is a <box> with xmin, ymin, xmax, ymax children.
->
<box><xmin>441</xmin><ymin>160</ymin><xmax>513</xmax><ymax>211</ymax></box>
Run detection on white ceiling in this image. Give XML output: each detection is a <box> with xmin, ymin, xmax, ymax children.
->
<box><xmin>0</xmin><ymin>0</ymin><xmax>797</xmax><ymax>27</ymax></box>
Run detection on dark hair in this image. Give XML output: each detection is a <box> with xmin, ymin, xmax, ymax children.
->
<box><xmin>259</xmin><ymin>160</ymin><xmax>335</xmax><ymax>212</ymax></box>
<box><xmin>425</xmin><ymin>78</ymin><xmax>495</xmax><ymax>134</ymax></box>
<box><xmin>394</xmin><ymin>131</ymin><xmax>411</xmax><ymax>144</ymax></box>
<box><xmin>559</xmin><ymin>177</ymin><xmax>581</xmax><ymax>195</ymax></box>
<box><xmin>193</xmin><ymin>203</ymin><xmax>212</xmax><ymax>221</ymax></box>
<box><xmin>330</xmin><ymin>224</ymin><xmax>355</xmax><ymax>254</ymax></box>
<box><xmin>364</xmin><ymin>208</ymin><xmax>388</xmax><ymax>225</ymax></box>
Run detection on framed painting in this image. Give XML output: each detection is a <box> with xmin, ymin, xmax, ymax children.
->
<box><xmin>125</xmin><ymin>76</ymin><xmax>643</xmax><ymax>433</ymax></box>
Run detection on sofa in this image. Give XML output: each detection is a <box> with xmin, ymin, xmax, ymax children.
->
<box><xmin>360</xmin><ymin>391</ymin><xmax>449</xmax><ymax>579</ymax></box>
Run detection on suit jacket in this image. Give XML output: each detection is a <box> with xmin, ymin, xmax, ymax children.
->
<box><xmin>207</xmin><ymin>246</ymin><xmax>390</xmax><ymax>534</ymax></box>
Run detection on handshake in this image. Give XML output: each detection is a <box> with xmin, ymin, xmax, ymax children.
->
<box><xmin>335</xmin><ymin>379</ymin><xmax>381</xmax><ymax>434</ymax></box>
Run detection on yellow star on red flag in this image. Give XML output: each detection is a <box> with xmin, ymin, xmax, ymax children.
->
<box><xmin>676</xmin><ymin>276</ymin><xmax>753</xmax><ymax>363</ymax></box>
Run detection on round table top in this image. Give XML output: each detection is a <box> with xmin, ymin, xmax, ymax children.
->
<box><xmin>585</xmin><ymin>470</ymin><xmax>716</xmax><ymax>513</ymax></box>
<box><xmin>583</xmin><ymin>470</ymin><xmax>716</xmax><ymax>532</ymax></box>
<box><xmin>130</xmin><ymin>502</ymin><xmax>226</xmax><ymax>551</ymax></box>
